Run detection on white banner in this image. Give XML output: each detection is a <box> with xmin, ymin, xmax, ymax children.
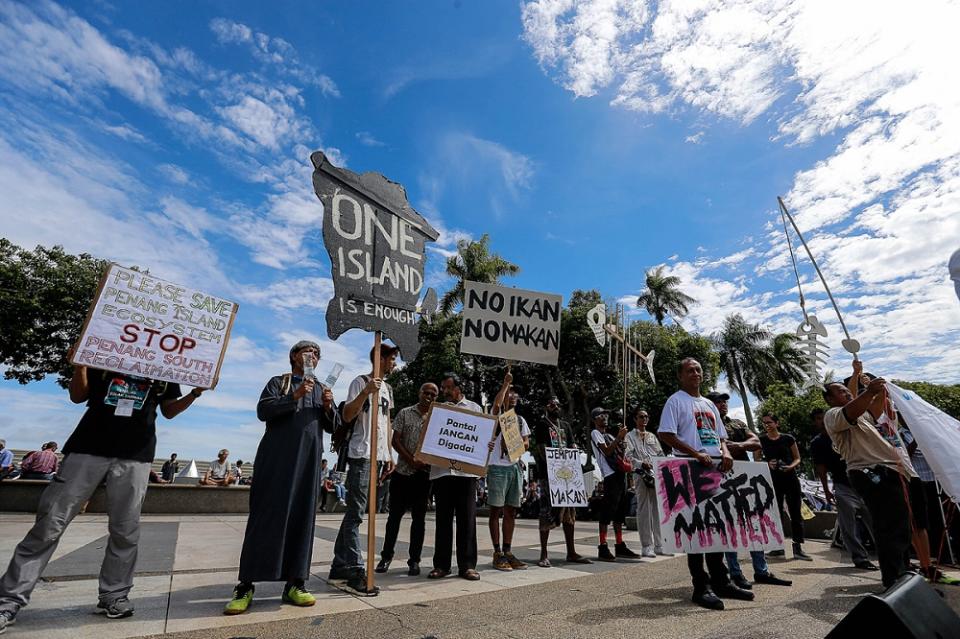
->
<box><xmin>654</xmin><ymin>458</ymin><xmax>786</xmax><ymax>554</ymax></box>
<box><xmin>71</xmin><ymin>264</ymin><xmax>238</xmax><ymax>389</ymax></box>
<box><xmin>460</xmin><ymin>281</ymin><xmax>562</xmax><ymax>366</ymax></box>
<box><xmin>545</xmin><ymin>447</ymin><xmax>588</xmax><ymax>507</ymax></box>
<box><xmin>418</xmin><ymin>403</ymin><xmax>497</xmax><ymax>471</ymax></box>
<box><xmin>887</xmin><ymin>383</ymin><xmax>960</xmax><ymax>503</ymax></box>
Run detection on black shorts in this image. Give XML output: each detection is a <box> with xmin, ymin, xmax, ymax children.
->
<box><xmin>908</xmin><ymin>476</ymin><xmax>929</xmax><ymax>530</ymax></box>
<box><xmin>600</xmin><ymin>472</ymin><xmax>630</xmax><ymax>525</ymax></box>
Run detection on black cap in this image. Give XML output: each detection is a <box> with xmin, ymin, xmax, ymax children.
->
<box><xmin>591</xmin><ymin>407</ymin><xmax>609</xmax><ymax>419</ymax></box>
<box><xmin>705</xmin><ymin>392</ymin><xmax>730</xmax><ymax>402</ymax></box>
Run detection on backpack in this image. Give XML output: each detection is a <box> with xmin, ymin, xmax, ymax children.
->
<box><xmin>330</xmin><ymin>376</ymin><xmax>372</xmax><ymax>463</ymax></box>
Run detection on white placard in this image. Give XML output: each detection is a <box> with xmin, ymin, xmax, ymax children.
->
<box><xmin>71</xmin><ymin>264</ymin><xmax>238</xmax><ymax>389</ymax></box>
<box><xmin>544</xmin><ymin>447</ymin><xmax>588</xmax><ymax>507</ymax></box>
<box><xmin>416</xmin><ymin>403</ymin><xmax>498</xmax><ymax>474</ymax></box>
<box><xmin>655</xmin><ymin>458</ymin><xmax>786</xmax><ymax>554</ymax></box>
<box><xmin>460</xmin><ymin>281</ymin><xmax>562</xmax><ymax>366</ymax></box>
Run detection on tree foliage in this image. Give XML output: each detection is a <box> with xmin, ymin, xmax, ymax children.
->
<box><xmin>0</xmin><ymin>240</ymin><xmax>108</xmax><ymax>388</ymax></box>
<box><xmin>636</xmin><ymin>265</ymin><xmax>696</xmax><ymax>326</ymax></box>
<box><xmin>438</xmin><ymin>233</ymin><xmax>520</xmax><ymax>315</ymax></box>
<box><xmin>712</xmin><ymin>314</ymin><xmax>775</xmax><ymax>431</ymax></box>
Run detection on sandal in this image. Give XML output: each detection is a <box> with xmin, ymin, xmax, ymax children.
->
<box><xmin>537</xmin><ymin>558</ymin><xmax>552</xmax><ymax>568</ymax></box>
<box><xmin>427</xmin><ymin>569</ymin><xmax>450</xmax><ymax>579</ymax></box>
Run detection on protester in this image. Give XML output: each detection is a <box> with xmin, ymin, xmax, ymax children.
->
<box><xmin>234</xmin><ymin>460</ymin><xmax>245</xmax><ymax>485</ymax></box>
<box><xmin>19</xmin><ymin>442</ymin><xmax>59</xmax><ymax>480</ymax></box>
<box><xmin>329</xmin><ymin>344</ymin><xmax>397</xmax><ymax>595</ymax></box>
<box><xmin>224</xmin><ymin>340</ymin><xmax>339</xmax><ymax>614</ymax></box>
<box><xmin>624</xmin><ymin>407</ymin><xmax>672</xmax><ymax>558</ymax></box>
<box><xmin>823</xmin><ymin>368</ymin><xmax>913</xmax><ymax>590</ymax></box>
<box><xmin>377</xmin><ymin>382</ymin><xmax>438</xmax><ymax>576</ymax></box>
<box><xmin>757</xmin><ymin>413</ymin><xmax>812</xmax><ymax>561</ymax></box>
<box><xmin>487</xmin><ymin>370</ymin><xmax>531</xmax><ymax>571</ymax></box>
<box><xmin>531</xmin><ymin>396</ymin><xmax>592</xmax><ymax>567</ymax></box>
<box><xmin>0</xmin><ymin>440</ymin><xmax>13</xmax><ymax>480</ymax></box>
<box><xmin>705</xmin><ymin>394</ymin><xmax>791</xmax><ymax>587</ymax></box>
<box><xmin>809</xmin><ymin>408</ymin><xmax>877</xmax><ymax>571</ymax></box>
<box><xmin>160</xmin><ymin>453</ymin><xmax>179</xmax><ymax>482</ymax></box>
<box><xmin>590</xmin><ymin>408</ymin><xmax>639</xmax><ymax>561</ymax></box>
<box><xmin>657</xmin><ymin>357</ymin><xmax>753</xmax><ymax>610</ymax></box>
<box><xmin>200</xmin><ymin>449</ymin><xmax>235</xmax><ymax>486</ymax></box>
<box><xmin>429</xmin><ymin>373</ymin><xmax>481</xmax><ymax>581</ymax></box>
<box><xmin>0</xmin><ymin>359</ymin><xmax>202</xmax><ymax>631</ymax></box>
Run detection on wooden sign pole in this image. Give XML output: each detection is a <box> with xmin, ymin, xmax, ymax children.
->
<box><xmin>366</xmin><ymin>330</ymin><xmax>382</xmax><ymax>592</ymax></box>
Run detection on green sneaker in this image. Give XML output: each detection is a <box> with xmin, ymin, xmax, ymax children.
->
<box><xmin>282</xmin><ymin>584</ymin><xmax>316</xmax><ymax>607</ymax></box>
<box><xmin>223</xmin><ymin>584</ymin><xmax>254</xmax><ymax>615</ymax></box>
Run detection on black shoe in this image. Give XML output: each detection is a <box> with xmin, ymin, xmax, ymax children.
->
<box><xmin>754</xmin><ymin>571</ymin><xmax>793</xmax><ymax>586</ymax></box>
<box><xmin>731</xmin><ymin>574</ymin><xmax>753</xmax><ymax>590</ymax></box>
<box><xmin>328</xmin><ymin>565</ymin><xmax>358</xmax><ymax>581</ymax></box>
<box><xmin>614</xmin><ymin>543</ymin><xmax>640</xmax><ymax>559</ymax></box>
<box><xmin>342</xmin><ymin>571</ymin><xmax>380</xmax><ymax>597</ymax></box>
<box><xmin>597</xmin><ymin>543</ymin><xmax>616</xmax><ymax>562</ymax></box>
<box><xmin>715</xmin><ymin>583</ymin><xmax>755</xmax><ymax>601</ymax></box>
<box><xmin>768</xmin><ymin>549</ymin><xmax>785</xmax><ymax>557</ymax></box>
<box><xmin>692</xmin><ymin>588</ymin><xmax>724</xmax><ymax>610</ymax></box>
<box><xmin>854</xmin><ymin>560</ymin><xmax>878</xmax><ymax>571</ymax></box>
<box><xmin>407</xmin><ymin>562</ymin><xmax>421</xmax><ymax>576</ymax></box>
<box><xmin>793</xmin><ymin>543</ymin><xmax>813</xmax><ymax>561</ymax></box>
<box><xmin>375</xmin><ymin>557</ymin><xmax>391</xmax><ymax>573</ymax></box>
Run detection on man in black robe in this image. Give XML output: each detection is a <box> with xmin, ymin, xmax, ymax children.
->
<box><xmin>224</xmin><ymin>340</ymin><xmax>338</xmax><ymax>615</ymax></box>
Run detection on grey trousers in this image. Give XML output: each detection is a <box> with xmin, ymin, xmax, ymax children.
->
<box><xmin>0</xmin><ymin>453</ymin><xmax>150</xmax><ymax>614</ymax></box>
<box><xmin>835</xmin><ymin>481</ymin><xmax>874</xmax><ymax>564</ymax></box>
<box><xmin>634</xmin><ymin>482</ymin><xmax>661</xmax><ymax>551</ymax></box>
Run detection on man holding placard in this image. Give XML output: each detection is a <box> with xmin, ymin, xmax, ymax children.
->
<box><xmin>329</xmin><ymin>344</ymin><xmax>398</xmax><ymax>596</ymax></box>
<box><xmin>657</xmin><ymin>358</ymin><xmax>753</xmax><ymax>611</ymax></box>
<box><xmin>428</xmin><ymin>373</ymin><xmax>483</xmax><ymax>580</ymax></box>
<box><xmin>0</xmin><ymin>353</ymin><xmax>204</xmax><ymax>630</ymax></box>
<box><xmin>487</xmin><ymin>370</ymin><xmax>531</xmax><ymax>571</ymax></box>
<box><xmin>531</xmin><ymin>397</ymin><xmax>592</xmax><ymax>568</ymax></box>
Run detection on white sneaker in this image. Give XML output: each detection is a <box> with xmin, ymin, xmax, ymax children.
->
<box><xmin>641</xmin><ymin>547</ymin><xmax>656</xmax><ymax>558</ymax></box>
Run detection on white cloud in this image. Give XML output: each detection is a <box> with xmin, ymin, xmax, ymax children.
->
<box><xmin>99</xmin><ymin>122</ymin><xmax>148</xmax><ymax>142</ymax></box>
<box><xmin>157</xmin><ymin>163</ymin><xmax>191</xmax><ymax>185</ymax></box>
<box><xmin>525</xmin><ymin>0</ymin><xmax>960</xmax><ymax>382</ymax></box>
<box><xmin>685</xmin><ymin>131</ymin><xmax>704</xmax><ymax>144</ymax></box>
<box><xmin>356</xmin><ymin>131</ymin><xmax>385</xmax><ymax>147</ymax></box>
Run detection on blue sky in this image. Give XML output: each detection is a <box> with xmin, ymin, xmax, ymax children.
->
<box><xmin>1</xmin><ymin>1</ymin><xmax>958</xmax><ymax>464</ymax></box>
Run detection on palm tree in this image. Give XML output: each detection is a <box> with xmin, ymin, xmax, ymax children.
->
<box><xmin>712</xmin><ymin>314</ymin><xmax>776</xmax><ymax>432</ymax></box>
<box><xmin>768</xmin><ymin>333</ymin><xmax>807</xmax><ymax>390</ymax></box>
<box><xmin>636</xmin><ymin>266</ymin><xmax>697</xmax><ymax>326</ymax></box>
<box><xmin>439</xmin><ymin>234</ymin><xmax>519</xmax><ymax>315</ymax></box>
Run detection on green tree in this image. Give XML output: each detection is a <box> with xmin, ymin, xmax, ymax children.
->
<box><xmin>0</xmin><ymin>240</ymin><xmax>109</xmax><ymax>388</ymax></box>
<box><xmin>636</xmin><ymin>265</ymin><xmax>696</xmax><ymax>326</ymax></box>
<box><xmin>712</xmin><ymin>314</ymin><xmax>775</xmax><ymax>432</ymax></box>
<box><xmin>755</xmin><ymin>333</ymin><xmax>808</xmax><ymax>398</ymax></box>
<box><xmin>438</xmin><ymin>233</ymin><xmax>520</xmax><ymax>315</ymax></box>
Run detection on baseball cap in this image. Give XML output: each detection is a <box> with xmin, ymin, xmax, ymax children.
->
<box><xmin>591</xmin><ymin>407</ymin><xmax>610</xmax><ymax>419</ymax></box>
<box><xmin>705</xmin><ymin>391</ymin><xmax>730</xmax><ymax>402</ymax></box>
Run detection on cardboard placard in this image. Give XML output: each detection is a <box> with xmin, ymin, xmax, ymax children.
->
<box><xmin>71</xmin><ymin>264</ymin><xmax>237</xmax><ymax>389</ymax></box>
<box><xmin>654</xmin><ymin>458</ymin><xmax>785</xmax><ymax>554</ymax></box>
<box><xmin>460</xmin><ymin>281</ymin><xmax>562</xmax><ymax>366</ymax></box>
<box><xmin>544</xmin><ymin>447</ymin><xmax>588</xmax><ymax>507</ymax></box>
<box><xmin>311</xmin><ymin>151</ymin><xmax>439</xmax><ymax>360</ymax></box>
<box><xmin>496</xmin><ymin>409</ymin><xmax>526</xmax><ymax>463</ymax></box>
<box><xmin>414</xmin><ymin>402</ymin><xmax>497</xmax><ymax>477</ymax></box>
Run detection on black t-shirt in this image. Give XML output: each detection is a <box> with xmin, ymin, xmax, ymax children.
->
<box><xmin>63</xmin><ymin>370</ymin><xmax>181</xmax><ymax>462</ymax></box>
<box><xmin>531</xmin><ymin>416</ymin><xmax>576</xmax><ymax>480</ymax></box>
<box><xmin>809</xmin><ymin>432</ymin><xmax>850</xmax><ymax>485</ymax></box>
<box><xmin>760</xmin><ymin>433</ymin><xmax>797</xmax><ymax>471</ymax></box>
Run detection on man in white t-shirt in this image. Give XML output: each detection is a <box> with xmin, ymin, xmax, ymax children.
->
<box><xmin>200</xmin><ymin>449</ymin><xmax>235</xmax><ymax>486</ymax></box>
<box><xmin>487</xmin><ymin>370</ymin><xmax>531</xmax><ymax>571</ymax></box>
<box><xmin>329</xmin><ymin>344</ymin><xmax>398</xmax><ymax>595</ymax></box>
<box><xmin>428</xmin><ymin>373</ymin><xmax>482</xmax><ymax>581</ymax></box>
<box><xmin>657</xmin><ymin>358</ymin><xmax>753</xmax><ymax>611</ymax></box>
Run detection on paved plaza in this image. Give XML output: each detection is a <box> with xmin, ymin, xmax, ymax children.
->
<box><xmin>1</xmin><ymin>512</ymin><xmax>958</xmax><ymax>638</ymax></box>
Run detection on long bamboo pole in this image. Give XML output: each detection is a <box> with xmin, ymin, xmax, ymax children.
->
<box><xmin>365</xmin><ymin>331</ymin><xmax>382</xmax><ymax>592</ymax></box>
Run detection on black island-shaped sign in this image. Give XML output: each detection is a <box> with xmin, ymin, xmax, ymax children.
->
<box><xmin>311</xmin><ymin>152</ymin><xmax>439</xmax><ymax>360</ymax></box>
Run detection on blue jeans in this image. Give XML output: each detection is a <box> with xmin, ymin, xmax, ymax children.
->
<box><xmin>331</xmin><ymin>458</ymin><xmax>369</xmax><ymax>572</ymax></box>
<box><xmin>725</xmin><ymin>550</ymin><xmax>769</xmax><ymax>578</ymax></box>
<box><xmin>334</xmin><ymin>484</ymin><xmax>346</xmax><ymax>501</ymax></box>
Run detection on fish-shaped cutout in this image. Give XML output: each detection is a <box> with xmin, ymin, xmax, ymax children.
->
<box><xmin>796</xmin><ymin>314</ymin><xmax>830</xmax><ymax>388</ymax></box>
<box><xmin>587</xmin><ymin>303</ymin><xmax>606</xmax><ymax>346</ymax></box>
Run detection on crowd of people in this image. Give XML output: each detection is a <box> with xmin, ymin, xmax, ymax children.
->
<box><xmin>0</xmin><ymin>341</ymin><xmax>956</xmax><ymax>634</ymax></box>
